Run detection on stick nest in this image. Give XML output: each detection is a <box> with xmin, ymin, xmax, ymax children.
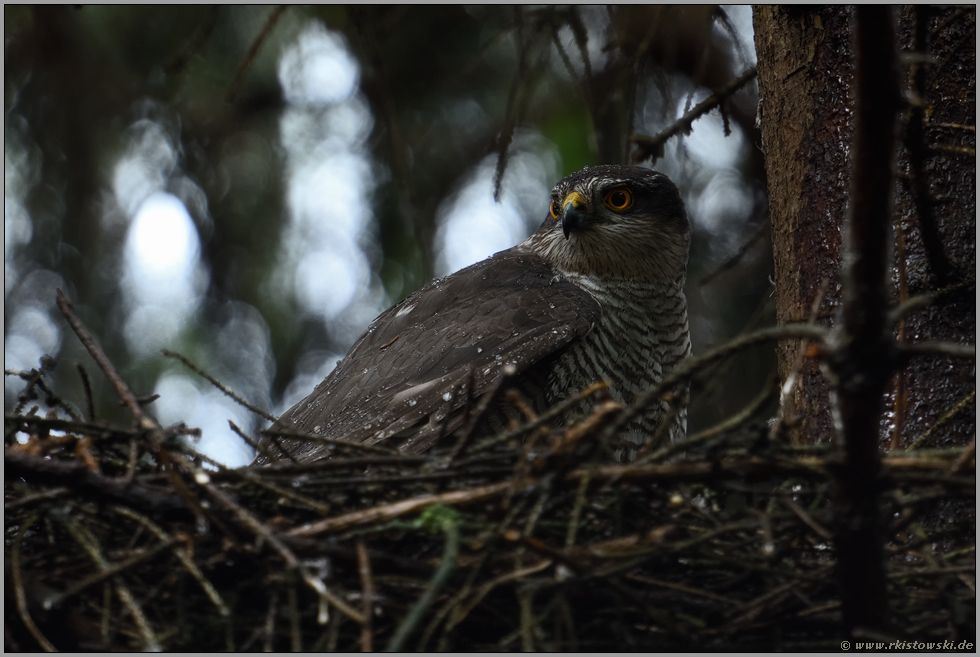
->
<box><xmin>4</xmin><ymin>302</ymin><xmax>976</xmax><ymax>651</ymax></box>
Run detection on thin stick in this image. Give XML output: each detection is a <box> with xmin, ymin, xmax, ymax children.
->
<box><xmin>699</xmin><ymin>221</ymin><xmax>770</xmax><ymax>286</ymax></box>
<box><xmin>949</xmin><ymin>437</ymin><xmax>976</xmax><ymax>474</ymax></box>
<box><xmin>782</xmin><ymin>496</ymin><xmax>833</xmax><ymax>542</ymax></box>
<box><xmin>288</xmin><ymin>573</ymin><xmax>302</xmax><ymax>652</ymax></box>
<box><xmin>64</xmin><ymin>517</ymin><xmax>162</xmax><ymax>651</ymax></box>
<box><xmin>163</xmin><ymin>349</ymin><xmax>276</xmax><ymax>423</ymax></box>
<box><xmin>605</xmin><ymin>324</ymin><xmax>827</xmax><ymax>444</ymax></box>
<box><xmin>356</xmin><ymin>541</ymin><xmax>375</xmax><ymax>652</ymax></box>
<box><xmin>290</xmin><ymin>480</ymin><xmax>519</xmax><ymax>537</ymax></box>
<box><xmin>263</xmin><ymin>591</ymin><xmax>279</xmax><ymax>653</ymax></box>
<box><xmin>5</xmin><ymin>448</ymin><xmax>185</xmax><ymax>512</ymax></box>
<box><xmin>261</xmin><ymin>428</ymin><xmax>401</xmax><ymax>456</ymax></box>
<box><xmin>4</xmin><ymin>486</ymin><xmax>69</xmax><ymax>511</ymax></box>
<box><xmin>56</xmin><ymin>290</ymin><xmax>157</xmax><ymax>432</ymax></box>
<box><xmin>905</xmin><ymin>390</ymin><xmax>976</xmax><ymax>451</ymax></box>
<box><xmin>45</xmin><ymin>538</ymin><xmax>178</xmax><ymax>609</ymax></box>
<box><xmin>830</xmin><ymin>7</ymin><xmax>898</xmax><ymax>634</ymax></box>
<box><xmin>112</xmin><ymin>505</ymin><xmax>230</xmax><ymax>617</ymax></box>
<box><xmin>450</xmin><ymin>560</ymin><xmax>553</xmax><ymax>631</ymax></box>
<box><xmin>625</xmin><ymin>573</ymin><xmax>739</xmax><ymax>606</ymax></box>
<box><xmin>897</xmin><ymin>340</ymin><xmax>976</xmax><ymax>360</ymax></box>
<box><xmin>226</xmin><ymin>5</ymin><xmax>288</xmax><ymax>103</ymax></box>
<box><xmin>12</xmin><ymin>515</ymin><xmax>58</xmax><ymax>652</ymax></box>
<box><xmin>631</xmin><ymin>66</ymin><xmax>757</xmax><ymax>164</ymax></box>
<box><xmin>384</xmin><ymin>518</ymin><xmax>460</xmax><ymax>652</ymax></box>
<box><xmin>77</xmin><ymin>363</ymin><xmax>95</xmax><ymax>420</ymax></box>
<box><xmin>168</xmin><ymin>451</ymin><xmax>365</xmax><ymax>624</ymax></box>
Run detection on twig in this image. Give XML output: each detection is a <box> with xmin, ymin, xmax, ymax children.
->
<box><xmin>228</xmin><ymin>419</ymin><xmax>277</xmax><ymax>464</ymax></box>
<box><xmin>421</xmin><ymin>551</ymin><xmax>489</xmax><ymax>652</ymax></box>
<box><xmin>5</xmin><ymin>448</ymin><xmax>185</xmax><ymax>511</ymax></box>
<box><xmin>905</xmin><ymin>390</ymin><xmax>976</xmax><ymax>451</ymax></box>
<box><xmin>931</xmin><ymin>144</ymin><xmax>975</xmax><ymax>157</ymax></box>
<box><xmin>77</xmin><ymin>363</ymin><xmax>95</xmax><ymax>420</ymax></box>
<box><xmin>167</xmin><ymin>451</ymin><xmax>366</xmax><ymax>624</ymax></box>
<box><xmin>166</xmin><ymin>5</ymin><xmax>221</xmax><ymax>75</ymax></box>
<box><xmin>631</xmin><ymin>66</ymin><xmax>757</xmax><ymax>164</ymax></box>
<box><xmin>566</xmin><ymin>454</ymin><xmax>965</xmax><ymax>486</ymax></box>
<box><xmin>288</xmin><ymin>573</ymin><xmax>302</xmax><ymax>652</ymax></box>
<box><xmin>251</xmin><ymin>454</ymin><xmax>429</xmax><ymax>476</ymax></box>
<box><xmin>263</xmin><ymin>591</ymin><xmax>279</xmax><ymax>653</ymax></box>
<box><xmin>448</xmin><ymin>369</ymin><xmax>508</xmax><ymax>464</ymax></box>
<box><xmin>384</xmin><ymin>516</ymin><xmax>460</xmax><ymax>652</ymax></box>
<box><xmin>468</xmin><ymin>380</ymin><xmax>609</xmax><ymax>454</ymax></box>
<box><xmin>4</xmin><ymin>485</ymin><xmax>70</xmax><ymax>511</ymax></box>
<box><xmin>684</xmin><ymin>374</ymin><xmax>779</xmax><ymax>446</ymax></box>
<box><xmin>451</xmin><ymin>560</ymin><xmax>553</xmax><ymax>633</ymax></box>
<box><xmin>4</xmin><ymin>414</ymin><xmax>138</xmax><ymax>442</ymax></box>
<box><xmin>356</xmin><ymin>541</ymin><xmax>375</xmax><ymax>652</ymax></box>
<box><xmin>517</xmin><ymin>584</ymin><xmax>535</xmax><ymax>652</ymax></box>
<box><xmin>290</xmin><ymin>479</ymin><xmax>521</xmax><ymax>537</ymax></box>
<box><xmin>162</xmin><ymin>350</ymin><xmax>276</xmax><ymax>423</ymax></box>
<box><xmin>492</xmin><ymin>7</ymin><xmax>526</xmax><ymax>202</ymax></box>
<box><xmin>782</xmin><ymin>495</ymin><xmax>833</xmax><ymax>542</ymax></box>
<box><xmin>63</xmin><ymin>516</ymin><xmax>162</xmax><ymax>651</ymax></box>
<box><xmin>644</xmin><ymin>372</ymin><xmax>776</xmax><ymax>464</ymax></box>
<box><xmin>225</xmin><ymin>5</ymin><xmax>287</xmax><ymax>103</ymax></box>
<box><xmin>626</xmin><ymin>572</ymin><xmax>740</xmax><ymax>606</ymax></box>
<box><xmin>699</xmin><ymin>221</ymin><xmax>771</xmax><ymax>286</ymax></box>
<box><xmin>829</xmin><ymin>7</ymin><xmax>899</xmax><ymax>635</ymax></box>
<box><xmin>949</xmin><ymin>437</ymin><xmax>975</xmax><ymax>474</ymax></box>
<box><xmin>261</xmin><ymin>428</ymin><xmax>401</xmax><ymax>456</ymax></box>
<box><xmin>889</xmin><ymin>565</ymin><xmax>975</xmax><ymax>579</ymax></box>
<box><xmin>195</xmin><ymin>449</ymin><xmax>332</xmax><ymax>513</ymax></box>
<box><xmin>605</xmin><ymin>324</ymin><xmax>827</xmax><ymax>444</ymax></box>
<box><xmin>56</xmin><ymin>290</ymin><xmax>158</xmax><ymax>432</ymax></box>
<box><xmin>888</xmin><ymin>278</ymin><xmax>975</xmax><ymax>325</ymax></box>
<box><xmin>44</xmin><ymin>537</ymin><xmax>177</xmax><ymax>609</ymax></box>
<box><xmin>12</xmin><ymin>515</ymin><xmax>58</xmax><ymax>652</ymax></box>
<box><xmin>111</xmin><ymin>505</ymin><xmax>230</xmax><ymax>617</ymax></box>
<box><xmin>565</xmin><ymin>467</ymin><xmax>591</xmax><ymax>548</ymax></box>
<box><xmin>896</xmin><ymin>340</ymin><xmax>976</xmax><ymax>361</ymax></box>
<box><xmin>904</xmin><ymin>4</ymin><xmax>954</xmax><ymax>285</ymax></box>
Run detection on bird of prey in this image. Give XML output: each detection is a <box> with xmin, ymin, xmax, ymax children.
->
<box><xmin>258</xmin><ymin>164</ymin><xmax>691</xmax><ymax>464</ymax></box>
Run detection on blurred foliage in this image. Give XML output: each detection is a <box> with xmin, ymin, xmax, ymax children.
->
<box><xmin>5</xmin><ymin>5</ymin><xmax>769</xmax><ymax>461</ymax></box>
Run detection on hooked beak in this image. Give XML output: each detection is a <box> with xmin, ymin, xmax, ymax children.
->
<box><xmin>560</xmin><ymin>191</ymin><xmax>588</xmax><ymax>240</ymax></box>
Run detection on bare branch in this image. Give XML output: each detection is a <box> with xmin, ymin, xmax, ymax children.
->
<box><xmin>828</xmin><ymin>6</ymin><xmax>900</xmax><ymax>635</ymax></box>
<box><xmin>631</xmin><ymin>66</ymin><xmax>757</xmax><ymax>164</ymax></box>
<box><xmin>163</xmin><ymin>349</ymin><xmax>276</xmax><ymax>423</ymax></box>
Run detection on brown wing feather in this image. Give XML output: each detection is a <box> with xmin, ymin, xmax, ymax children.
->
<box><xmin>260</xmin><ymin>246</ymin><xmax>599</xmax><ymax>463</ymax></box>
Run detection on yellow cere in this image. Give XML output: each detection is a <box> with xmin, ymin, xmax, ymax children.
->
<box><xmin>562</xmin><ymin>190</ymin><xmax>587</xmax><ymax>210</ymax></box>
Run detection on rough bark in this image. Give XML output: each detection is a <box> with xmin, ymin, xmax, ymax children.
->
<box><xmin>754</xmin><ymin>5</ymin><xmax>975</xmax><ymax>449</ymax></box>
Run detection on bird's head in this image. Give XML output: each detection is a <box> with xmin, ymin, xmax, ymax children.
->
<box><xmin>529</xmin><ymin>165</ymin><xmax>690</xmax><ymax>282</ymax></box>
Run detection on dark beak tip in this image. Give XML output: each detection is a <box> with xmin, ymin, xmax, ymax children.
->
<box><xmin>561</xmin><ymin>203</ymin><xmax>582</xmax><ymax>240</ymax></box>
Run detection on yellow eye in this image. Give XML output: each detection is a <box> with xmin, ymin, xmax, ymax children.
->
<box><xmin>549</xmin><ymin>200</ymin><xmax>560</xmax><ymax>219</ymax></box>
<box><xmin>604</xmin><ymin>188</ymin><xmax>632</xmax><ymax>211</ymax></box>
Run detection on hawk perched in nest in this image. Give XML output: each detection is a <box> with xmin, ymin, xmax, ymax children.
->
<box><xmin>258</xmin><ymin>165</ymin><xmax>691</xmax><ymax>464</ymax></box>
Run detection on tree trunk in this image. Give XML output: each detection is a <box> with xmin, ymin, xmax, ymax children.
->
<box><xmin>753</xmin><ymin>4</ymin><xmax>975</xmax><ymax>638</ymax></box>
<box><xmin>753</xmin><ymin>5</ymin><xmax>975</xmax><ymax>450</ymax></box>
